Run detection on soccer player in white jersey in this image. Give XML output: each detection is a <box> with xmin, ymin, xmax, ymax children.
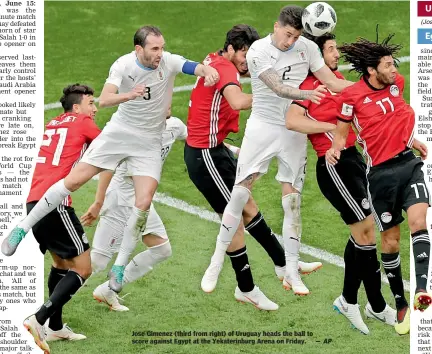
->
<box><xmin>79</xmin><ymin>107</ymin><xmax>186</xmax><ymax>311</ymax></box>
<box><xmin>3</xmin><ymin>26</ymin><xmax>220</xmax><ymax>294</ymax></box>
<box><xmin>202</xmin><ymin>6</ymin><xmax>354</xmax><ymax>296</ymax></box>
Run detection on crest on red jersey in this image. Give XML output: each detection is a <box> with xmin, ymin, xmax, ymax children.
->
<box><xmin>390</xmin><ymin>85</ymin><xmax>399</xmax><ymax>97</ymax></box>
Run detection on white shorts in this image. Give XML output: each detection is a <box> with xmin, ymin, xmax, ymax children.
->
<box><xmin>91</xmin><ymin>190</ymin><xmax>167</xmax><ymax>258</ymax></box>
<box><xmin>236</xmin><ymin>118</ymin><xmax>307</xmax><ymax>191</ymax></box>
<box><xmin>81</xmin><ymin>121</ymin><xmax>163</xmax><ymax>182</ymax></box>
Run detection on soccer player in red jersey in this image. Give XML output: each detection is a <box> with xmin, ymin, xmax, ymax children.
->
<box><xmin>20</xmin><ymin>84</ymin><xmax>100</xmax><ymax>352</ymax></box>
<box><xmin>326</xmin><ymin>35</ymin><xmax>431</xmax><ymax>335</ymax></box>
<box><xmin>185</xmin><ymin>24</ymin><xmax>321</xmax><ymax>310</ymax></box>
<box><xmin>287</xmin><ymin>33</ymin><xmax>396</xmax><ymax>335</ymax></box>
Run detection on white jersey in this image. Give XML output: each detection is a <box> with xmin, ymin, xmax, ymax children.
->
<box><xmin>106</xmin><ymin>51</ymin><xmax>186</xmax><ymax>133</ymax></box>
<box><xmin>246</xmin><ymin>34</ymin><xmax>325</xmax><ymax>126</ymax></box>
<box><xmin>107</xmin><ymin>117</ymin><xmax>187</xmax><ymax>206</ymax></box>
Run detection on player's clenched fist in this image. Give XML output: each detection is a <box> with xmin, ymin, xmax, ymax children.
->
<box><xmin>128</xmin><ymin>84</ymin><xmax>146</xmax><ymax>100</ymax></box>
<box><xmin>203</xmin><ymin>66</ymin><xmax>220</xmax><ymax>87</ymax></box>
<box><xmin>309</xmin><ymin>85</ymin><xmax>326</xmax><ymax>104</ymax></box>
<box><xmin>325</xmin><ymin>147</ymin><xmax>340</xmax><ymax>165</ymax></box>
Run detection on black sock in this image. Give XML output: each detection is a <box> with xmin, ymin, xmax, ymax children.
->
<box><xmin>342</xmin><ymin>236</ymin><xmax>361</xmax><ymax>304</ymax></box>
<box><xmin>227</xmin><ymin>246</ymin><xmax>255</xmax><ymax>293</ymax></box>
<box><xmin>354</xmin><ymin>242</ymin><xmax>386</xmax><ymax>313</ymax></box>
<box><xmin>381</xmin><ymin>252</ymin><xmax>408</xmax><ymax>310</ymax></box>
<box><xmin>47</xmin><ymin>266</ymin><xmax>68</xmax><ymax>331</ymax></box>
<box><xmin>246</xmin><ymin>212</ymin><xmax>285</xmax><ymax>267</ymax></box>
<box><xmin>35</xmin><ymin>271</ymin><xmax>84</xmax><ymax>325</ymax></box>
<box><xmin>412</xmin><ymin>229</ymin><xmax>431</xmax><ymax>292</ymax></box>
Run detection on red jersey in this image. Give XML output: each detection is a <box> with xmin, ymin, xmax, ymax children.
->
<box><xmin>294</xmin><ymin>71</ymin><xmax>357</xmax><ymax>157</ymax></box>
<box><xmin>28</xmin><ymin>113</ymin><xmax>101</xmax><ymax>205</ymax></box>
<box><xmin>186</xmin><ymin>52</ymin><xmax>241</xmax><ymax>148</ymax></box>
<box><xmin>337</xmin><ymin>74</ymin><xmax>414</xmax><ymax>167</ymax></box>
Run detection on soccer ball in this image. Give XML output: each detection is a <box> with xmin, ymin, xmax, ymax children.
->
<box><xmin>302</xmin><ymin>2</ymin><xmax>337</xmax><ymax>37</ymax></box>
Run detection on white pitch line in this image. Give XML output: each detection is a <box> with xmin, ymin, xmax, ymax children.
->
<box><xmin>43</xmin><ymin>56</ymin><xmax>411</xmax><ymax>111</ymax></box>
<box><xmin>153</xmin><ymin>192</ymin><xmax>410</xmax><ymax>292</ymax></box>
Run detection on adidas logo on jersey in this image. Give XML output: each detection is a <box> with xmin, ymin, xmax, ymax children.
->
<box><xmin>363</xmin><ymin>97</ymin><xmax>372</xmax><ymax>104</ymax></box>
<box><xmin>387</xmin><ymin>273</ymin><xmax>395</xmax><ymax>278</ymax></box>
<box><xmin>417</xmin><ymin>252</ymin><xmax>429</xmax><ymax>259</ymax></box>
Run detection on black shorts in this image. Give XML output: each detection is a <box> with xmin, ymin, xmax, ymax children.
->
<box><xmin>316</xmin><ymin>147</ymin><xmax>371</xmax><ymax>225</ymax></box>
<box><xmin>27</xmin><ymin>202</ymin><xmax>89</xmax><ymax>259</ymax></box>
<box><xmin>367</xmin><ymin>149</ymin><xmax>430</xmax><ymax>232</ymax></box>
<box><xmin>184</xmin><ymin>142</ymin><xmax>236</xmax><ymax>214</ymax></box>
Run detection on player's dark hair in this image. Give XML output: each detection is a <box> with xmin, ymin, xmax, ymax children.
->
<box><xmin>134</xmin><ymin>25</ymin><xmax>163</xmax><ymax>47</ymax></box>
<box><xmin>60</xmin><ymin>84</ymin><xmax>94</xmax><ymax>112</ymax></box>
<box><xmin>223</xmin><ymin>24</ymin><xmax>260</xmax><ymax>52</ymax></box>
<box><xmin>338</xmin><ymin>34</ymin><xmax>402</xmax><ymax>76</ymax></box>
<box><xmin>278</xmin><ymin>5</ymin><xmax>303</xmax><ymax>30</ymax></box>
<box><xmin>303</xmin><ymin>32</ymin><xmax>336</xmax><ymax>54</ymax></box>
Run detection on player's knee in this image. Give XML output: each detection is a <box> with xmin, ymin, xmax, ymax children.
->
<box><xmin>73</xmin><ymin>264</ymin><xmax>93</xmax><ymax>280</ymax></box>
<box><xmin>408</xmin><ymin>216</ymin><xmax>427</xmax><ymax>234</ymax></box>
<box><xmin>134</xmin><ymin>197</ymin><xmax>152</xmax><ymax>211</ymax></box>
<box><xmin>90</xmin><ymin>250</ymin><xmax>111</xmax><ymax>274</ymax></box>
<box><xmin>356</xmin><ymin>217</ymin><xmax>376</xmax><ymax>244</ymax></box>
<box><xmin>229</xmin><ymin>186</ymin><xmax>251</xmax><ymax>214</ymax></box>
<box><xmin>282</xmin><ymin>193</ymin><xmax>301</xmax><ymax>224</ymax></box>
<box><xmin>64</xmin><ymin>172</ymin><xmax>87</xmax><ymax>192</ymax></box>
<box><xmin>149</xmin><ymin>240</ymin><xmax>172</xmax><ymax>262</ymax></box>
<box><xmin>381</xmin><ymin>232</ymin><xmax>400</xmax><ymax>253</ymax></box>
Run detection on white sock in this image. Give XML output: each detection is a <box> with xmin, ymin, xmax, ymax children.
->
<box><xmin>212</xmin><ymin>186</ymin><xmax>250</xmax><ymax>264</ymax></box>
<box><xmin>123</xmin><ymin>241</ymin><xmax>171</xmax><ymax>284</ymax></box>
<box><xmin>114</xmin><ymin>207</ymin><xmax>149</xmax><ymax>266</ymax></box>
<box><xmin>282</xmin><ymin>193</ymin><xmax>302</xmax><ymax>275</ymax></box>
<box><xmin>20</xmin><ymin>179</ymin><xmax>71</xmax><ymax>233</ymax></box>
<box><xmin>91</xmin><ymin>251</ymin><xmax>112</xmax><ymax>274</ymax></box>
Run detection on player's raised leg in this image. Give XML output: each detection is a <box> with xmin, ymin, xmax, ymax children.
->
<box><xmin>96</xmin><ymin>206</ymin><xmax>172</xmax><ymax>310</ymax></box>
<box><xmin>2</xmin><ymin>163</ymin><xmax>103</xmax><ymax>257</ymax></box>
<box><xmin>109</xmin><ymin>174</ymin><xmax>159</xmax><ymax>292</ymax></box>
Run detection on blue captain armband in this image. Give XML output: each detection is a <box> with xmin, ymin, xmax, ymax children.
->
<box><xmin>182</xmin><ymin>61</ymin><xmax>199</xmax><ymax>75</ymax></box>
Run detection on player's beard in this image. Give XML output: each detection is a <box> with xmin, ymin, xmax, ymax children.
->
<box><xmin>376</xmin><ymin>71</ymin><xmax>395</xmax><ymax>86</ymax></box>
<box><xmin>142</xmin><ymin>52</ymin><xmax>159</xmax><ymax>69</ymax></box>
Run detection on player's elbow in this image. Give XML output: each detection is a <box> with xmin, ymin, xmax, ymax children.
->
<box><xmin>285</xmin><ymin>117</ymin><xmax>295</xmax><ymax>130</ymax></box>
<box><xmin>98</xmin><ymin>96</ymin><xmax>109</xmax><ymax>108</ymax></box>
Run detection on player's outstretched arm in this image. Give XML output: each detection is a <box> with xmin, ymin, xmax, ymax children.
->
<box><xmin>193</xmin><ymin>63</ymin><xmax>220</xmax><ymax>87</ymax></box>
<box><xmin>326</xmin><ymin>120</ymin><xmax>350</xmax><ymax>165</ymax></box>
<box><xmin>223</xmin><ymin>85</ymin><xmax>252</xmax><ymax>111</ymax></box>
<box><xmin>81</xmin><ymin>170</ymin><xmax>113</xmax><ymax>226</ymax></box>
<box><xmin>286</xmin><ymin>104</ymin><xmax>336</xmax><ymax>134</ymax></box>
<box><xmin>312</xmin><ymin>65</ymin><xmax>354</xmax><ymax>93</ymax></box>
<box><xmin>98</xmin><ymin>83</ymin><xmax>145</xmax><ymax>108</ymax></box>
<box><xmin>258</xmin><ymin>68</ymin><xmax>326</xmax><ymax>104</ymax></box>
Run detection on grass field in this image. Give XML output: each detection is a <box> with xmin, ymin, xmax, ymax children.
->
<box><xmin>43</xmin><ymin>2</ymin><xmax>411</xmax><ymax>353</ymax></box>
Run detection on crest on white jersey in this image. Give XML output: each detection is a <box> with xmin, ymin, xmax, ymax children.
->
<box><xmin>297</xmin><ymin>50</ymin><xmax>307</xmax><ymax>62</ymax></box>
<box><xmin>390</xmin><ymin>85</ymin><xmax>399</xmax><ymax>97</ymax></box>
<box><xmin>252</xmin><ymin>57</ymin><xmax>259</xmax><ymax>69</ymax></box>
<box><xmin>158</xmin><ymin>69</ymin><xmax>165</xmax><ymax>81</ymax></box>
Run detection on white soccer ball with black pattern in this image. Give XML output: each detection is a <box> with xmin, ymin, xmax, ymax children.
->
<box><xmin>302</xmin><ymin>2</ymin><xmax>337</xmax><ymax>37</ymax></box>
